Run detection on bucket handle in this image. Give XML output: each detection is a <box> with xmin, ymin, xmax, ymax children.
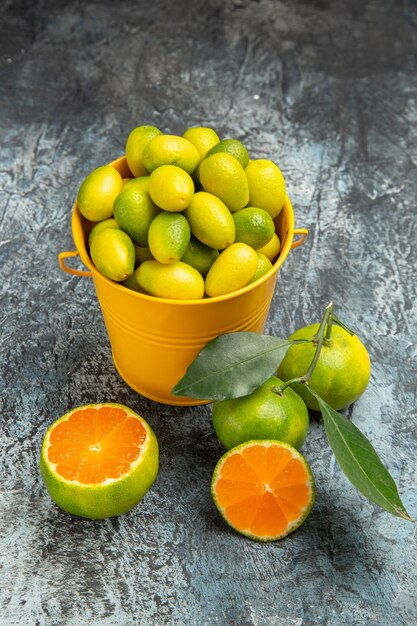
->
<box><xmin>58</xmin><ymin>251</ymin><xmax>92</xmax><ymax>277</ymax></box>
<box><xmin>291</xmin><ymin>227</ymin><xmax>308</xmax><ymax>249</ymax></box>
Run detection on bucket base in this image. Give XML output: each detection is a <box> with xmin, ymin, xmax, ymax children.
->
<box><xmin>112</xmin><ymin>353</ymin><xmax>211</xmax><ymax>407</ymax></box>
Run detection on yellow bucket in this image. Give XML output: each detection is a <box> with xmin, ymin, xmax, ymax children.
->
<box><xmin>59</xmin><ymin>156</ymin><xmax>308</xmax><ymax>406</ymax></box>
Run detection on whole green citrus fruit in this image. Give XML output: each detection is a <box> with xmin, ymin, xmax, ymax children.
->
<box><xmin>77</xmin><ymin>165</ymin><xmax>123</xmax><ymax>221</ymax></box>
<box><xmin>126</xmin><ymin>125</ymin><xmax>162</xmax><ymax>177</ymax></box>
<box><xmin>212</xmin><ymin>375</ymin><xmax>309</xmax><ymax>450</ymax></box>
<box><xmin>277</xmin><ymin>323</ymin><xmax>371</xmax><ymax>411</ymax></box>
<box><xmin>90</xmin><ymin>229</ymin><xmax>135</xmax><ymax>282</ymax></box>
<box><xmin>135</xmin><ymin>260</ymin><xmax>204</xmax><ymax>300</ymax></box>
<box><xmin>233</xmin><ymin>207</ymin><xmax>275</xmax><ymax>249</ymax></box>
<box><xmin>205</xmin><ymin>243</ymin><xmax>258</xmax><ymax>297</ymax></box>
<box><xmin>205</xmin><ymin>138</ymin><xmax>249</xmax><ymax>169</ymax></box>
<box><xmin>249</xmin><ymin>252</ymin><xmax>272</xmax><ymax>284</ymax></box>
<box><xmin>113</xmin><ymin>186</ymin><xmax>159</xmax><ymax>247</ymax></box>
<box><xmin>148</xmin><ymin>212</ymin><xmax>191</xmax><ymax>264</ymax></box>
<box><xmin>245</xmin><ymin>159</ymin><xmax>286</xmax><ymax>219</ymax></box>
<box><xmin>183</xmin><ymin>127</ymin><xmax>220</xmax><ymax>162</ymax></box>
<box><xmin>199</xmin><ymin>153</ymin><xmax>249</xmax><ymax>212</ymax></box>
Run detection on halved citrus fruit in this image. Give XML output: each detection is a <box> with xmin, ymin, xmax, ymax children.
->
<box><xmin>211</xmin><ymin>440</ymin><xmax>315</xmax><ymax>541</ymax></box>
<box><xmin>40</xmin><ymin>403</ymin><xmax>159</xmax><ymax>519</ymax></box>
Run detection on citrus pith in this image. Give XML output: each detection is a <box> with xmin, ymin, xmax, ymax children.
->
<box><xmin>40</xmin><ymin>403</ymin><xmax>159</xmax><ymax>519</ymax></box>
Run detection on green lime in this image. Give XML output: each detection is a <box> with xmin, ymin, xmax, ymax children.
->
<box><xmin>212</xmin><ymin>376</ymin><xmax>309</xmax><ymax>450</ymax></box>
<box><xmin>77</xmin><ymin>165</ymin><xmax>123</xmax><ymax>221</ymax></box>
<box><xmin>185</xmin><ymin>191</ymin><xmax>235</xmax><ymax>250</ymax></box>
<box><xmin>90</xmin><ymin>229</ymin><xmax>135</xmax><ymax>282</ymax></box>
<box><xmin>245</xmin><ymin>159</ymin><xmax>286</xmax><ymax>219</ymax></box>
<box><xmin>249</xmin><ymin>252</ymin><xmax>273</xmax><ymax>283</ymax></box>
<box><xmin>233</xmin><ymin>207</ymin><xmax>275</xmax><ymax>249</ymax></box>
<box><xmin>122</xmin><ymin>273</ymin><xmax>144</xmax><ymax>293</ymax></box>
<box><xmin>257</xmin><ymin>232</ymin><xmax>281</xmax><ymax>262</ymax></box>
<box><xmin>142</xmin><ymin>135</ymin><xmax>200</xmax><ymax>174</ymax></box>
<box><xmin>148</xmin><ymin>212</ymin><xmax>191</xmax><ymax>264</ymax></box>
<box><xmin>113</xmin><ymin>187</ymin><xmax>159</xmax><ymax>247</ymax></box>
<box><xmin>206</xmin><ymin>138</ymin><xmax>249</xmax><ymax>169</ymax></box>
<box><xmin>149</xmin><ymin>165</ymin><xmax>194</xmax><ymax>212</ymax></box>
<box><xmin>181</xmin><ymin>238</ymin><xmax>219</xmax><ymax>276</ymax></box>
<box><xmin>126</xmin><ymin>125</ymin><xmax>162</xmax><ymax>177</ymax></box>
<box><xmin>205</xmin><ymin>243</ymin><xmax>258</xmax><ymax>297</ymax></box>
<box><xmin>135</xmin><ymin>260</ymin><xmax>204</xmax><ymax>300</ymax></box>
<box><xmin>134</xmin><ymin>245</ymin><xmax>154</xmax><ymax>265</ymax></box>
<box><xmin>199</xmin><ymin>153</ymin><xmax>249</xmax><ymax>212</ymax></box>
<box><xmin>88</xmin><ymin>218</ymin><xmax>120</xmax><ymax>248</ymax></box>
<box><xmin>123</xmin><ymin>176</ymin><xmax>150</xmax><ymax>193</ymax></box>
<box><xmin>183</xmin><ymin>127</ymin><xmax>220</xmax><ymax>162</ymax></box>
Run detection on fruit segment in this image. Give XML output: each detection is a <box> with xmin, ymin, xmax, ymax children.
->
<box><xmin>46</xmin><ymin>406</ymin><xmax>147</xmax><ymax>483</ymax></box>
<box><xmin>242</xmin><ymin>444</ymin><xmax>294</xmax><ymax>484</ymax></box>
<box><xmin>215</xmin><ymin>479</ymin><xmax>262</xmax><ymax>508</ymax></box>
<box><xmin>249</xmin><ymin>491</ymin><xmax>288</xmax><ymax>537</ymax></box>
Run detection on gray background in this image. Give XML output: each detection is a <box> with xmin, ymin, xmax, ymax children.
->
<box><xmin>1</xmin><ymin>0</ymin><xmax>416</xmax><ymax>624</ymax></box>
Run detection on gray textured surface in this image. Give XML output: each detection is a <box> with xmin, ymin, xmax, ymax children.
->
<box><xmin>1</xmin><ymin>0</ymin><xmax>416</xmax><ymax>624</ymax></box>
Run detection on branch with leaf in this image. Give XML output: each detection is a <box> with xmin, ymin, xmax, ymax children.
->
<box><xmin>173</xmin><ymin>303</ymin><xmax>412</xmax><ymax>521</ymax></box>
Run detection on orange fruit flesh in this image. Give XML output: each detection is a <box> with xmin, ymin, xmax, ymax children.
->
<box><xmin>46</xmin><ymin>406</ymin><xmax>146</xmax><ymax>484</ymax></box>
<box><xmin>214</xmin><ymin>444</ymin><xmax>311</xmax><ymax>538</ymax></box>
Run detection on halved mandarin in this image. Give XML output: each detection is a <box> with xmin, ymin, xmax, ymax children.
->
<box><xmin>40</xmin><ymin>403</ymin><xmax>158</xmax><ymax>519</ymax></box>
<box><xmin>211</xmin><ymin>440</ymin><xmax>315</xmax><ymax>541</ymax></box>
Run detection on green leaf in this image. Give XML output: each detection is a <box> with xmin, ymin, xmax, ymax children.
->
<box><xmin>316</xmin><ymin>395</ymin><xmax>412</xmax><ymax>520</ymax></box>
<box><xmin>172</xmin><ymin>332</ymin><xmax>299</xmax><ymax>401</ymax></box>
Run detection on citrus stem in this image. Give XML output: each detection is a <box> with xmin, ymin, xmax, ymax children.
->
<box><xmin>273</xmin><ymin>302</ymin><xmax>335</xmax><ymax>395</ymax></box>
<box><xmin>332</xmin><ymin>315</ymin><xmax>355</xmax><ymax>336</ymax></box>
<box><xmin>308</xmin><ymin>301</ymin><xmax>334</xmax><ymax>377</ymax></box>
<box><xmin>325</xmin><ymin>315</ymin><xmax>334</xmax><ymax>341</ymax></box>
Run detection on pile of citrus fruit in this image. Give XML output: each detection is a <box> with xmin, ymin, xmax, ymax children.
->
<box><xmin>77</xmin><ymin>125</ymin><xmax>286</xmax><ymax>299</ymax></box>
